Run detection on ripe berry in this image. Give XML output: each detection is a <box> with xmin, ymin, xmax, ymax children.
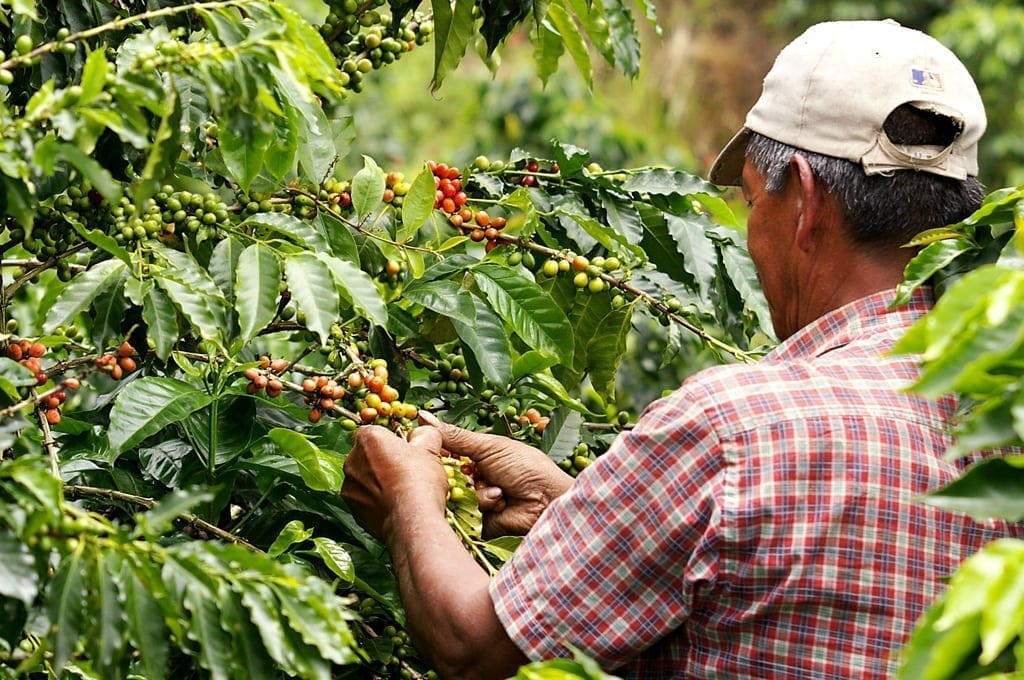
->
<box><xmin>571</xmin><ymin>255</ymin><xmax>589</xmax><ymax>272</ymax></box>
<box><xmin>28</xmin><ymin>342</ymin><xmax>46</xmax><ymax>358</ymax></box>
<box><xmin>308</xmin><ymin>408</ymin><xmax>322</xmax><ymax>423</ymax></box>
<box><xmin>469</xmin><ymin>228</ymin><xmax>485</xmax><ymax>242</ymax></box>
<box><xmin>117</xmin><ymin>341</ymin><xmax>134</xmax><ymax>358</ymax></box>
<box><xmin>45</xmin><ymin>409</ymin><xmax>61</xmax><ymax>425</ymax></box>
<box><xmin>474</xmin><ymin>211</ymin><xmax>490</xmax><ymax>227</ymax></box>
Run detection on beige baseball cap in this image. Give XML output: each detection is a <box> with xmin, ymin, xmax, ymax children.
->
<box><xmin>709</xmin><ymin>19</ymin><xmax>986</xmax><ymax>186</ymax></box>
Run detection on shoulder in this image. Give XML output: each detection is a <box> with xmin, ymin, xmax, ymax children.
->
<box><xmin>650</xmin><ymin>349</ymin><xmax>941</xmax><ymax>441</ymax></box>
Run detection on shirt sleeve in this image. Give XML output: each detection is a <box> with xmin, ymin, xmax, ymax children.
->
<box><xmin>489</xmin><ymin>382</ymin><xmax>727</xmax><ymax>670</ymax></box>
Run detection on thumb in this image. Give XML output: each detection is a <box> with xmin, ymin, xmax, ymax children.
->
<box><xmin>406</xmin><ymin>423</ymin><xmax>443</xmax><ymax>455</ymax></box>
<box><xmin>419</xmin><ymin>411</ymin><xmax>512</xmax><ymax>463</ymax></box>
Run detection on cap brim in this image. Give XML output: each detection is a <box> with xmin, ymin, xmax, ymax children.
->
<box><xmin>709</xmin><ymin>127</ymin><xmax>751</xmax><ymax>187</ymax></box>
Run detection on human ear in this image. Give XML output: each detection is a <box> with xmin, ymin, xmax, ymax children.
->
<box><xmin>790</xmin><ymin>153</ymin><xmax>823</xmax><ymax>252</ymax></box>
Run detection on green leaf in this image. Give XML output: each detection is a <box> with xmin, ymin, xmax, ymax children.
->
<box><xmin>316</xmin><ymin>252</ymin><xmax>389</xmax><ymax>327</ymax></box>
<box><xmin>219</xmin><ymin>584</ymin><xmax>277</xmax><ymax>680</ymax></box>
<box><xmin>209</xmin><ymin>235</ymin><xmax>246</xmax><ymax>302</ymax></box>
<box><xmin>284</xmin><ymin>253</ymin><xmax>340</xmax><ymax>344</ymax></box>
<box><xmin>351</xmin><ymin>155</ymin><xmax>386</xmax><ymax>220</ymax></box>
<box><xmin>268</xmin><ymin>520</ymin><xmax>313</xmax><ymax>558</ymax></box>
<box><xmin>243</xmin><ymin>212</ymin><xmax>330</xmax><ymax>252</ymax></box>
<box><xmin>399</xmin><ymin>164</ymin><xmax>438</xmax><ymax>241</ymax></box>
<box><xmin>238</xmin><ymin>582</ymin><xmax>323</xmax><ymax>678</ymax></box>
<box><xmin>403</xmin><ymin>279</ymin><xmax>478</xmax><ymax>326</ymax></box>
<box><xmin>48</xmin><ymin>142</ymin><xmax>123</xmax><ymax>206</ymax></box>
<box><xmin>471</xmin><ymin>262</ymin><xmax>574</xmax><ymax>365</ymax></box>
<box><xmin>67</xmin><ymin>217</ymin><xmax>131</xmax><ymax>265</ymax></box>
<box><xmin>665</xmin><ymin>213</ymin><xmax>717</xmax><ymax>300</ymax></box>
<box><xmin>219</xmin><ymin>117</ymin><xmax>272</xmax><ymax>193</ymax></box>
<box><xmin>236</xmin><ymin>244</ymin><xmax>281</xmax><ymax>344</ymax></box>
<box><xmin>267</xmin><ymin>429</ymin><xmax>344</xmax><ymax>493</ymax></box>
<box><xmin>79</xmin><ymin>48</ymin><xmax>109</xmax><ymax>104</ymax></box>
<box><xmin>95</xmin><ymin>551</ymin><xmax>126</xmax><ymax>675</ymax></box>
<box><xmin>921</xmin><ymin>457</ymin><xmax>1024</xmax><ymax>522</ymax></box>
<box><xmin>546</xmin><ymin>0</ymin><xmax>593</xmax><ymax>89</ymax></box>
<box><xmin>599</xmin><ymin>0</ymin><xmax>641</xmax><ymax>78</ymax></box>
<box><xmin>122</xmin><ymin>563</ymin><xmax>169</xmax><ymax>680</ymax></box>
<box><xmin>431</xmin><ymin>0</ymin><xmax>476</xmax><ymax>91</ymax></box>
<box><xmin>271</xmin><ymin>581</ymin><xmax>357</xmax><ymax>665</ymax></box>
<box><xmin>182</xmin><ymin>579</ymin><xmax>232</xmax><ymax>680</ymax></box>
<box><xmin>621</xmin><ymin>166</ymin><xmax>716</xmax><ymax>197</ymax></box>
<box><xmin>894</xmin><ymin>238</ymin><xmax>979</xmax><ymax>307</ymax></box>
<box><xmin>913</xmin><ymin>274</ymin><xmax>1024</xmax><ymax>397</ymax></box>
<box><xmin>587</xmin><ymin>305</ymin><xmax>633</xmax><ymax>400</ymax></box>
<box><xmin>108</xmin><ymin>377</ymin><xmax>214</xmax><ymax>456</ymax></box>
<box><xmin>151</xmin><ymin>243</ymin><xmax>229</xmax><ymax>344</ymax></box>
<box><xmin>531</xmin><ymin>19</ymin><xmax>565</xmax><ymax>85</ymax></box>
<box><xmin>893</xmin><ymin>266</ymin><xmax>1007</xmax><ymax>358</ymax></box>
<box><xmin>311</xmin><ymin>537</ymin><xmax>355</xmax><ymax>582</ymax></box>
<box><xmin>142</xmin><ymin>285</ymin><xmax>180</xmax><ymax>361</ymax></box>
<box><xmin>276</xmin><ymin>0</ymin><xmax>329</xmax><ymax>24</ymax></box>
<box><xmin>135</xmin><ymin>88</ymin><xmax>182</xmax><ymax>211</ymax></box>
<box><xmin>0</xmin><ymin>531</ymin><xmax>38</xmax><ymax>606</ymax></box>
<box><xmin>43</xmin><ymin>259</ymin><xmax>127</xmax><ymax>333</ymax></box>
<box><xmin>452</xmin><ymin>294</ymin><xmax>514</xmax><ymax>388</ymax></box>
<box><xmin>48</xmin><ymin>550</ymin><xmax>87</xmax><ymax>673</ymax></box>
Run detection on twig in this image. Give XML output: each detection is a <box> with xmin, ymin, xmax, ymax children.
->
<box><xmin>65</xmin><ymin>484</ymin><xmax>258</xmax><ymax>551</ymax></box>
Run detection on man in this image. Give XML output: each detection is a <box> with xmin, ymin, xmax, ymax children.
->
<box><xmin>341</xmin><ymin>20</ymin><xmax>1024</xmax><ymax>679</ymax></box>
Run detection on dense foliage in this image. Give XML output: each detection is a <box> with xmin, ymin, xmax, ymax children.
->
<box><xmin>2</xmin><ymin>1</ymin><xmax>1022</xmax><ymax>678</ymax></box>
<box><xmin>0</xmin><ymin>1</ymin><xmax>766</xmax><ymax>677</ymax></box>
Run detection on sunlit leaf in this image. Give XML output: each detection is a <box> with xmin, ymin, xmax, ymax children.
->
<box><xmin>236</xmin><ymin>244</ymin><xmax>281</xmax><ymax>343</ymax></box>
<box><xmin>108</xmin><ymin>378</ymin><xmax>214</xmax><ymax>456</ymax></box>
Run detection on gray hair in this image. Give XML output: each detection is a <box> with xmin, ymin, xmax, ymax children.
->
<box><xmin>745</xmin><ymin>105</ymin><xmax>985</xmax><ymax>248</ymax></box>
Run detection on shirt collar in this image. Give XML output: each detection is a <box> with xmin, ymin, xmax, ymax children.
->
<box><xmin>763</xmin><ymin>288</ymin><xmax>935</xmax><ymax>363</ymax></box>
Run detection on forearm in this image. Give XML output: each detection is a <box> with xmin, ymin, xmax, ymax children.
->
<box><xmin>385</xmin><ymin>501</ymin><xmax>528</xmax><ymax>679</ymax></box>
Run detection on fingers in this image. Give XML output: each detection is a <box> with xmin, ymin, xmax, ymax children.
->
<box><xmin>419</xmin><ymin>410</ymin><xmax>532</xmax><ymax>463</ymax></box>
<box><xmin>475</xmin><ymin>484</ymin><xmax>505</xmax><ymax>513</ymax></box>
<box><xmin>407</xmin><ymin>423</ymin><xmax>443</xmax><ymax>454</ymax></box>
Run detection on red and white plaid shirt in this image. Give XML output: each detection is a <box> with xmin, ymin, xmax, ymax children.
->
<box><xmin>491</xmin><ymin>288</ymin><xmax>1024</xmax><ymax>678</ymax></box>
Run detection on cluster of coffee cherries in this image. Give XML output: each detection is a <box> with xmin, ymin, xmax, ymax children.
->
<box><xmin>6</xmin><ymin>338</ymin><xmax>50</xmax><ymax>386</ymax></box>
<box><xmin>559</xmin><ymin>442</ymin><xmax>595</xmax><ymax>476</ymax></box>
<box><xmin>540</xmin><ymin>253</ymin><xmax>622</xmax><ymax>295</ymax></box>
<box><xmin>319</xmin><ymin>0</ymin><xmax>434</xmax><ymax>93</ymax></box>
<box><xmin>37</xmin><ymin>378</ymin><xmax>79</xmax><ymax>426</ymax></box>
<box><xmin>429</xmin><ymin>352</ymin><xmax>471</xmax><ymax>397</ymax></box>
<box><xmin>428</xmin><ymin>161</ymin><xmax>511</xmax><ymax>251</ymax></box>
<box><xmin>377</xmin><ymin>258</ymin><xmax>407</xmax><ymax>290</ymax></box>
<box><xmin>349</xmin><ymin>360</ymin><xmax>418</xmax><ymax>427</ymax></box>
<box><xmin>300</xmin><ymin>374</ymin><xmax>345</xmax><ymax>424</ymax></box>
<box><xmin>243</xmin><ymin>356</ymin><xmax>290</xmax><ymax>398</ymax></box>
<box><xmin>95</xmin><ymin>341</ymin><xmax>138</xmax><ymax>381</ymax></box>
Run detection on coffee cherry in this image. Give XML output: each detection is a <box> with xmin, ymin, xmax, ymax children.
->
<box><xmin>14</xmin><ymin>34</ymin><xmax>33</xmax><ymax>56</ymax></box>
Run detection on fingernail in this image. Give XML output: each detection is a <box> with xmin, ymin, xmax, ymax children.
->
<box><xmin>482</xmin><ymin>487</ymin><xmax>503</xmax><ymax>501</ymax></box>
<box><xmin>418</xmin><ymin>411</ymin><xmax>440</xmax><ymax>427</ymax></box>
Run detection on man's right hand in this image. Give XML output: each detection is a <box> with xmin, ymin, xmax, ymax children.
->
<box><xmin>419</xmin><ymin>411</ymin><xmax>574</xmax><ymax>537</ymax></box>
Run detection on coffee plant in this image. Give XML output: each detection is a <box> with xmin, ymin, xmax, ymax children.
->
<box><xmin>0</xmin><ymin>0</ymin><xmax>771</xmax><ymax>678</ymax></box>
<box><xmin>888</xmin><ymin>187</ymin><xmax>1024</xmax><ymax>678</ymax></box>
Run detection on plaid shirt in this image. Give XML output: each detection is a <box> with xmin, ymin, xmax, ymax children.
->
<box><xmin>491</xmin><ymin>288</ymin><xmax>1024</xmax><ymax>678</ymax></box>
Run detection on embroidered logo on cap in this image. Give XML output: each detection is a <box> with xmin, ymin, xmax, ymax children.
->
<box><xmin>911</xmin><ymin>68</ymin><xmax>943</xmax><ymax>90</ymax></box>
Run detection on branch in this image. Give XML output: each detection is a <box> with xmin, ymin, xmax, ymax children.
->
<box><xmin>64</xmin><ymin>484</ymin><xmax>259</xmax><ymax>551</ymax></box>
